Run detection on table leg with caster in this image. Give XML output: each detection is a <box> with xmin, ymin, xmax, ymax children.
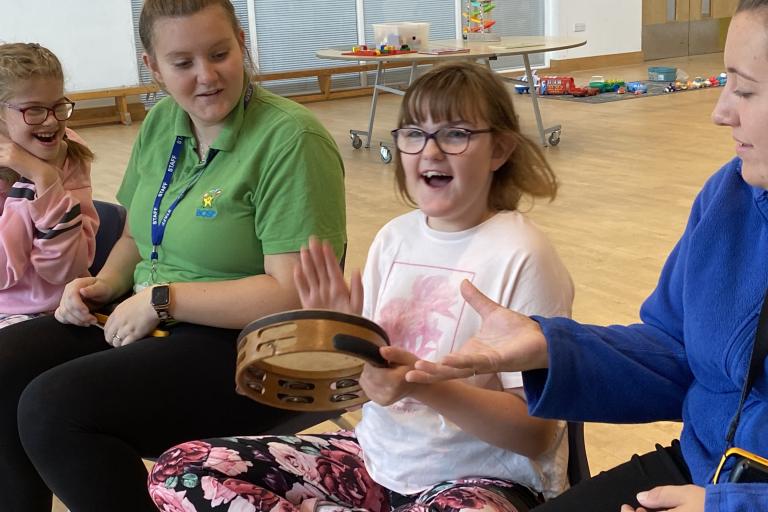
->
<box><xmin>518</xmin><ymin>54</ymin><xmax>562</xmax><ymax>147</ymax></box>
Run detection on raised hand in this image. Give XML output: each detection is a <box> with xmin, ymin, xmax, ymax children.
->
<box><xmin>405</xmin><ymin>279</ymin><xmax>550</xmax><ymax>383</ymax></box>
<box><xmin>294</xmin><ymin>236</ymin><xmax>363</xmax><ymax>315</ymax></box>
<box><xmin>620</xmin><ymin>485</ymin><xmax>705</xmax><ymax>512</ymax></box>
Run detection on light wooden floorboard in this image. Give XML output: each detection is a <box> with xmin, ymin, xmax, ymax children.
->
<box><xmin>52</xmin><ymin>52</ymin><xmax>730</xmax><ymax>510</ymax></box>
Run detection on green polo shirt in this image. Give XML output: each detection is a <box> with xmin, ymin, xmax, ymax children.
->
<box><xmin>117</xmin><ymin>85</ymin><xmax>346</xmax><ymax>288</ymax></box>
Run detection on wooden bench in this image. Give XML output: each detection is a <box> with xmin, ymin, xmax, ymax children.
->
<box><xmin>258</xmin><ymin>61</ymin><xmax>415</xmax><ymax>103</ymax></box>
<box><xmin>65</xmin><ymin>63</ymin><xmax>415</xmax><ymax>127</ymax></box>
<box><xmin>67</xmin><ymin>84</ymin><xmax>159</xmax><ymax>127</ymax></box>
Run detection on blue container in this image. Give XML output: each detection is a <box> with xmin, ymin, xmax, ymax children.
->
<box><xmin>648</xmin><ymin>66</ymin><xmax>677</xmax><ymax>81</ymax></box>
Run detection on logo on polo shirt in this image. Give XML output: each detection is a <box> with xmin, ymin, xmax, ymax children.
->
<box><xmin>196</xmin><ymin>188</ymin><xmax>222</xmax><ymax>218</ymax></box>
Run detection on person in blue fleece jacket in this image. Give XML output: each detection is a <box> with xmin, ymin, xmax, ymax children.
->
<box><xmin>404</xmin><ymin>1</ymin><xmax>768</xmax><ymax>511</ymax></box>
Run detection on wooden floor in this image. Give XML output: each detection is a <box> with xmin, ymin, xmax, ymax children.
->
<box><xmin>52</xmin><ymin>52</ymin><xmax>732</xmax><ymax>510</ymax></box>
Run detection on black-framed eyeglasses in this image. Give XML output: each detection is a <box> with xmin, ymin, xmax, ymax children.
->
<box><xmin>2</xmin><ymin>100</ymin><xmax>76</xmax><ymax>126</ymax></box>
<box><xmin>391</xmin><ymin>127</ymin><xmax>493</xmax><ymax>155</ymax></box>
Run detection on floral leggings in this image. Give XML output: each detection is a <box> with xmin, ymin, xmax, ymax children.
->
<box><xmin>148</xmin><ymin>431</ymin><xmax>543</xmax><ymax>512</ymax></box>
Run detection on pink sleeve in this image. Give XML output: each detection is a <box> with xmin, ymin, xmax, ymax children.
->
<box><xmin>26</xmin><ymin>154</ymin><xmax>99</xmax><ymax>285</ymax></box>
<box><xmin>0</xmin><ymin>183</ymin><xmax>36</xmax><ymax>289</ymax></box>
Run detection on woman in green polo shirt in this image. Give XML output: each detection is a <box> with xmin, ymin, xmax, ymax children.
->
<box><xmin>0</xmin><ymin>1</ymin><xmax>346</xmax><ymax>511</ymax></box>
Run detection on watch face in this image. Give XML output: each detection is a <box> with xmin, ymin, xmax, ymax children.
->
<box><xmin>152</xmin><ymin>285</ymin><xmax>170</xmax><ymax>307</ymax></box>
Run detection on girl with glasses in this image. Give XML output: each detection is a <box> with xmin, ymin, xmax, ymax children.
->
<box><xmin>408</xmin><ymin>1</ymin><xmax>768</xmax><ymax>511</ymax></box>
<box><xmin>0</xmin><ymin>42</ymin><xmax>97</xmax><ymax>329</ymax></box>
<box><xmin>148</xmin><ymin>61</ymin><xmax>573</xmax><ymax>512</ymax></box>
<box><xmin>0</xmin><ymin>1</ymin><xmax>345</xmax><ymax>511</ymax></box>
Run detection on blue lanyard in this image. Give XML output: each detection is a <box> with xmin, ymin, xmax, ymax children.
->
<box><xmin>149</xmin><ymin>83</ymin><xmax>253</xmax><ymax>283</ymax></box>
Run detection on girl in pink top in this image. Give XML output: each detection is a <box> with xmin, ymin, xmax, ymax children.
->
<box><xmin>0</xmin><ymin>43</ymin><xmax>98</xmax><ymax>328</ymax></box>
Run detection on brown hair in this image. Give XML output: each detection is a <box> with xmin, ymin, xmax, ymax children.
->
<box><xmin>393</xmin><ymin>61</ymin><xmax>557</xmax><ymax>212</ymax></box>
<box><xmin>737</xmin><ymin>0</ymin><xmax>768</xmax><ymax>12</ymax></box>
<box><xmin>0</xmin><ymin>42</ymin><xmax>93</xmax><ymax>165</ymax></box>
<box><xmin>139</xmin><ymin>0</ymin><xmax>256</xmax><ymax>77</ymax></box>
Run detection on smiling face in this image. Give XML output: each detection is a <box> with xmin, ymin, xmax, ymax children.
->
<box><xmin>399</xmin><ymin>114</ymin><xmax>509</xmax><ymax>232</ymax></box>
<box><xmin>143</xmin><ymin>3</ymin><xmax>246</xmax><ymax>137</ymax></box>
<box><xmin>711</xmin><ymin>9</ymin><xmax>768</xmax><ymax>188</ymax></box>
<box><xmin>1</xmin><ymin>75</ymin><xmax>67</xmax><ymax>163</ymax></box>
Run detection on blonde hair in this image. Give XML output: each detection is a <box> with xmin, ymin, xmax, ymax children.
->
<box><xmin>139</xmin><ymin>0</ymin><xmax>256</xmax><ymax>78</ymax></box>
<box><xmin>0</xmin><ymin>42</ymin><xmax>93</xmax><ymax>165</ymax></box>
<box><xmin>393</xmin><ymin>61</ymin><xmax>557</xmax><ymax>212</ymax></box>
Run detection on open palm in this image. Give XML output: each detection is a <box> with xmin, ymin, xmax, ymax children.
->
<box><xmin>294</xmin><ymin>236</ymin><xmax>363</xmax><ymax>315</ymax></box>
<box><xmin>406</xmin><ymin>280</ymin><xmax>550</xmax><ymax>383</ymax></box>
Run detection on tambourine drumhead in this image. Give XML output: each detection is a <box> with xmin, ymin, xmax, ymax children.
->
<box><xmin>236</xmin><ymin>309</ymin><xmax>389</xmax><ymax>411</ymax></box>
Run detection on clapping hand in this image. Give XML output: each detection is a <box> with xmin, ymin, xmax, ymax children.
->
<box><xmin>406</xmin><ymin>280</ymin><xmax>550</xmax><ymax>383</ymax></box>
<box><xmin>294</xmin><ymin>236</ymin><xmax>363</xmax><ymax>315</ymax></box>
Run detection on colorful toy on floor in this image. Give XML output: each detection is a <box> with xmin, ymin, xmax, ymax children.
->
<box><xmin>604</xmin><ymin>79</ymin><xmax>626</xmax><ymax>92</ymax></box>
<box><xmin>626</xmin><ymin>81</ymin><xmax>647</xmax><ymax>94</ymax></box>
<box><xmin>571</xmin><ymin>86</ymin><xmax>600</xmax><ymax>97</ymax></box>
<box><xmin>539</xmin><ymin>76</ymin><xmax>576</xmax><ymax>95</ymax></box>
<box><xmin>513</xmin><ymin>70</ymin><xmax>539</xmax><ymax>94</ymax></box>
<box><xmin>588</xmin><ymin>75</ymin><xmax>605</xmax><ymax>92</ymax></box>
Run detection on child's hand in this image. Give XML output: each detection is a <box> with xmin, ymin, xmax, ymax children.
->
<box><xmin>55</xmin><ymin>277</ymin><xmax>113</xmax><ymax>326</ymax></box>
<box><xmin>360</xmin><ymin>347</ymin><xmax>421</xmax><ymax>406</ymax></box>
<box><xmin>102</xmin><ymin>287</ymin><xmax>160</xmax><ymax>347</ymax></box>
<box><xmin>294</xmin><ymin>236</ymin><xmax>363</xmax><ymax>315</ymax></box>
<box><xmin>0</xmin><ymin>133</ymin><xmax>58</xmax><ymax>190</ymax></box>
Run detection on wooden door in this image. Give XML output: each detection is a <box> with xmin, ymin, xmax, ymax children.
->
<box><xmin>689</xmin><ymin>0</ymin><xmax>737</xmax><ymax>55</ymax></box>
<box><xmin>643</xmin><ymin>0</ymin><xmax>690</xmax><ymax>60</ymax></box>
<box><xmin>643</xmin><ymin>0</ymin><xmax>736</xmax><ymax>60</ymax></box>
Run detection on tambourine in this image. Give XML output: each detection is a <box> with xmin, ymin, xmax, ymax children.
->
<box><xmin>235</xmin><ymin>309</ymin><xmax>389</xmax><ymax>411</ymax></box>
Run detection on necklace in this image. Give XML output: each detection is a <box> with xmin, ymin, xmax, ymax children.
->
<box><xmin>196</xmin><ymin>141</ymin><xmax>210</xmax><ymax>163</ymax></box>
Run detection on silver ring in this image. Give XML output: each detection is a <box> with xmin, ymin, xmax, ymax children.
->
<box><xmin>112</xmin><ymin>334</ymin><xmax>122</xmax><ymax>343</ymax></box>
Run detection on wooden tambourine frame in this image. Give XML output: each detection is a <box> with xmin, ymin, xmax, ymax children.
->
<box><xmin>236</xmin><ymin>309</ymin><xmax>389</xmax><ymax>411</ymax></box>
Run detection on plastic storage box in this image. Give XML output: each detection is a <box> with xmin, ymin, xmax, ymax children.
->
<box><xmin>372</xmin><ymin>22</ymin><xmax>430</xmax><ymax>49</ymax></box>
<box><xmin>648</xmin><ymin>66</ymin><xmax>677</xmax><ymax>81</ymax></box>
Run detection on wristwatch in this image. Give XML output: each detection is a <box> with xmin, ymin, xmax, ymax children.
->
<box><xmin>151</xmin><ymin>284</ymin><xmax>172</xmax><ymax>321</ymax></box>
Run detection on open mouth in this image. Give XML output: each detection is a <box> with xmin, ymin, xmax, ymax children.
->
<box><xmin>33</xmin><ymin>132</ymin><xmax>57</xmax><ymax>143</ymax></box>
<box><xmin>421</xmin><ymin>171</ymin><xmax>453</xmax><ymax>187</ymax></box>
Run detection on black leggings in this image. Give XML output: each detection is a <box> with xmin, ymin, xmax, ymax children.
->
<box><xmin>0</xmin><ymin>315</ymin><xmax>302</xmax><ymax>512</ymax></box>
<box><xmin>534</xmin><ymin>441</ymin><xmax>692</xmax><ymax>511</ymax></box>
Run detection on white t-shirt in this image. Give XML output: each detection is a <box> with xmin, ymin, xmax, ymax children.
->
<box><xmin>355</xmin><ymin>210</ymin><xmax>574</xmax><ymax>497</ymax></box>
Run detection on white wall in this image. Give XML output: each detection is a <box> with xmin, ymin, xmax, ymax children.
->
<box><xmin>0</xmin><ymin>0</ymin><xmax>641</xmax><ymax>92</ymax></box>
<box><xmin>0</xmin><ymin>0</ymin><xmax>139</xmax><ymax>92</ymax></box>
<box><xmin>547</xmin><ymin>0</ymin><xmax>642</xmax><ymax>60</ymax></box>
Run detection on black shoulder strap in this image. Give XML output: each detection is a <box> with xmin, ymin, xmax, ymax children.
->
<box><xmin>725</xmin><ymin>287</ymin><xmax>768</xmax><ymax>447</ymax></box>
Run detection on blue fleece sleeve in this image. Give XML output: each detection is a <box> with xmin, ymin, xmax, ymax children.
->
<box><xmin>523</xmin><ymin>319</ymin><xmax>691</xmax><ymax>422</ymax></box>
<box><xmin>705</xmin><ymin>483</ymin><xmax>768</xmax><ymax>511</ymax></box>
<box><xmin>523</xmin><ymin>167</ymin><xmax>710</xmax><ymax>422</ymax></box>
